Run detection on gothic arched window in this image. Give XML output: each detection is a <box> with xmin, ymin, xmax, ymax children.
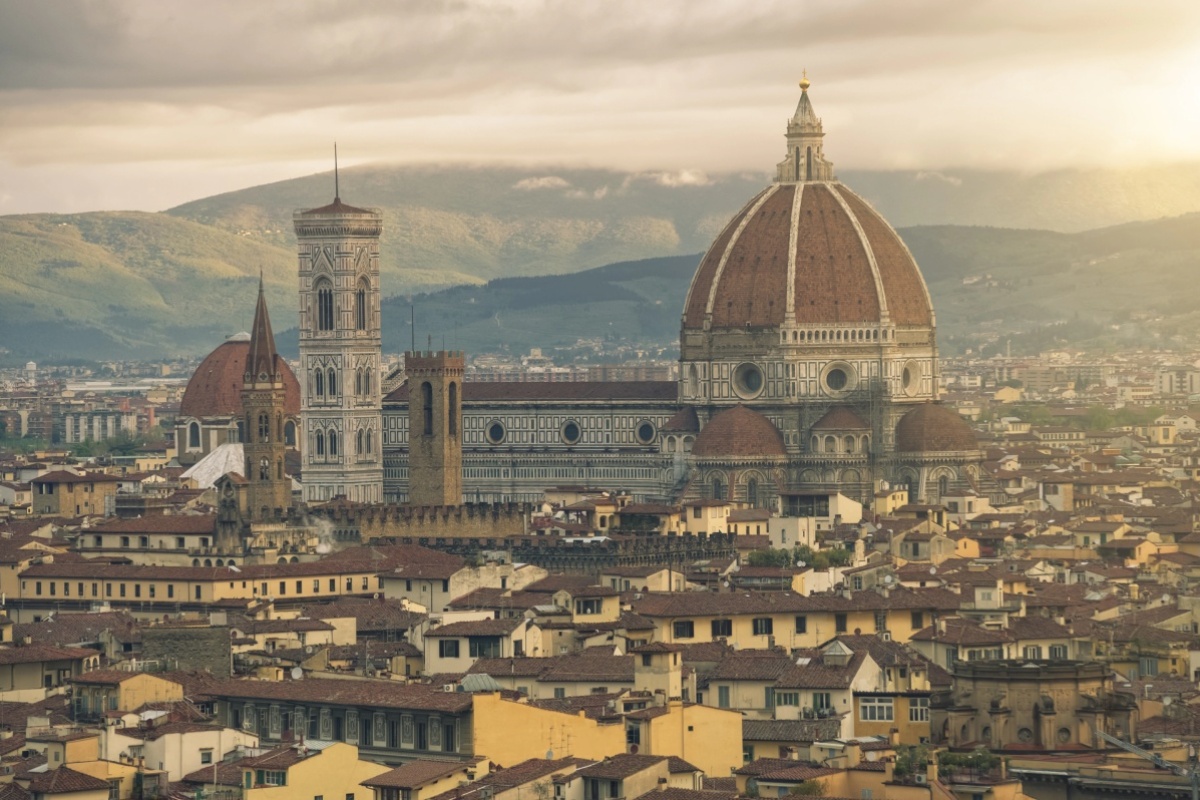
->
<box><xmin>363</xmin><ymin>369</ymin><xmax>371</xmax><ymax>396</ymax></box>
<box><xmin>327</xmin><ymin>367</ymin><xmax>337</xmax><ymax>396</ymax></box>
<box><xmin>365</xmin><ymin>430</ymin><xmax>372</xmax><ymax>454</ymax></box>
<box><xmin>328</xmin><ymin>431</ymin><xmax>338</xmax><ymax>456</ymax></box>
<box><xmin>314</xmin><ymin>369</ymin><xmax>324</xmax><ymax>397</ymax></box>
<box><xmin>314</xmin><ymin>431</ymin><xmax>325</xmax><ymax>456</ymax></box>
<box><xmin>421</xmin><ymin>382</ymin><xmax>434</xmax><ymax>436</ymax></box>
<box><xmin>315</xmin><ymin>280</ymin><xmax>334</xmax><ymax>332</ymax></box>
<box><xmin>711</xmin><ymin>477</ymin><xmax>725</xmax><ymax>501</ymax></box>
<box><xmin>284</xmin><ymin>420</ymin><xmax>296</xmax><ymax>446</ymax></box>
<box><xmin>355</xmin><ymin>282</ymin><xmax>368</xmax><ymax>331</ymax></box>
<box><xmin>258</xmin><ymin>413</ymin><xmax>270</xmax><ymax>441</ymax></box>
<box><xmin>356</xmin><ymin>429</ymin><xmax>364</xmax><ymax>455</ymax></box>
<box><xmin>938</xmin><ymin>475</ymin><xmax>950</xmax><ymax>498</ymax></box>
<box><xmin>188</xmin><ymin>421</ymin><xmax>200</xmax><ymax>449</ymax></box>
<box><xmin>355</xmin><ymin>368</ymin><xmax>362</xmax><ymax>397</ymax></box>
<box><xmin>259</xmin><ymin>458</ymin><xmax>270</xmax><ymax>480</ymax></box>
<box><xmin>747</xmin><ymin>478</ymin><xmax>759</xmax><ymax>507</ymax></box>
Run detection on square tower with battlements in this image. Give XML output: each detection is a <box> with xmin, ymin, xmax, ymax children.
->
<box><xmin>405</xmin><ymin>350</ymin><xmax>464</xmax><ymax>507</ymax></box>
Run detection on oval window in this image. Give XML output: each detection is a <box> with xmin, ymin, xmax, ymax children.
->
<box><xmin>486</xmin><ymin>422</ymin><xmax>506</xmax><ymax>444</ymax></box>
<box><xmin>733</xmin><ymin>363</ymin><xmax>764</xmax><ymax>398</ymax></box>
<box><xmin>826</xmin><ymin>368</ymin><xmax>848</xmax><ymax>391</ymax></box>
<box><xmin>636</xmin><ymin>422</ymin><xmax>656</xmax><ymax>444</ymax></box>
<box><xmin>562</xmin><ymin>421</ymin><xmax>581</xmax><ymax>445</ymax></box>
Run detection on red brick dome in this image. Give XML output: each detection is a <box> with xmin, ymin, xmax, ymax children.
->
<box><xmin>180</xmin><ymin>336</ymin><xmax>300</xmax><ymax>419</ymax></box>
<box><xmin>681</xmin><ymin>181</ymin><xmax>933</xmax><ymax>330</ymax></box>
<box><xmin>811</xmin><ymin>405</ymin><xmax>869</xmax><ymax>430</ymax></box>
<box><xmin>895</xmin><ymin>403</ymin><xmax>978</xmax><ymax>453</ymax></box>
<box><xmin>692</xmin><ymin>405</ymin><xmax>786</xmax><ymax>459</ymax></box>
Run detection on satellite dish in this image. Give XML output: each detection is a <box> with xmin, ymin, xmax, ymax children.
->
<box><xmin>883</xmin><ymin>575</ymin><xmax>894</xmax><ymax>585</ymax></box>
<box><xmin>290</xmin><ymin>667</ymin><xmax>303</xmax><ymax>680</ymax></box>
<box><xmin>1162</xmin><ymin>594</ymin><xmax>1172</xmax><ymax>604</ymax></box>
<box><xmin>929</xmin><ymin>567</ymin><xmax>937</xmax><ymax>575</ymax></box>
<box><xmin>866</xmin><ymin>751</ymin><xmax>879</xmax><ymax>762</ymax></box>
<box><xmin>796</xmin><ymin>560</ymin><xmax>807</xmax><ymax>568</ymax></box>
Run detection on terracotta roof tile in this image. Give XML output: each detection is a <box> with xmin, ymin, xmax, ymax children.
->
<box><xmin>692</xmin><ymin>406</ymin><xmax>785</xmax><ymax>459</ymax></box>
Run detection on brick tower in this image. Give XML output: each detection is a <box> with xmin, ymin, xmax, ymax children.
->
<box><xmin>405</xmin><ymin>350</ymin><xmax>463</xmax><ymax>506</ymax></box>
<box><xmin>294</xmin><ymin>192</ymin><xmax>384</xmax><ymax>504</ymax></box>
<box><xmin>242</xmin><ymin>280</ymin><xmax>292</xmax><ymax>521</ymax></box>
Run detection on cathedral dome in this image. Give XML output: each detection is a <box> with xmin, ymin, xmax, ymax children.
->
<box><xmin>894</xmin><ymin>403</ymin><xmax>978</xmax><ymax>453</ymax></box>
<box><xmin>692</xmin><ymin>405</ymin><xmax>786</xmax><ymax>459</ymax></box>
<box><xmin>681</xmin><ymin>79</ymin><xmax>933</xmax><ymax>334</ymax></box>
<box><xmin>180</xmin><ymin>337</ymin><xmax>301</xmax><ymax>419</ymax></box>
<box><xmin>682</xmin><ymin>181</ymin><xmax>932</xmax><ymax>331</ymax></box>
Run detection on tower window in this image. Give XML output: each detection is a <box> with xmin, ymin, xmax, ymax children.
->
<box><xmin>356</xmin><ymin>429</ymin><xmax>364</xmax><ymax>455</ymax></box>
<box><xmin>328</xmin><ymin>431</ymin><xmax>338</xmax><ymax>456</ymax></box>
<box><xmin>327</xmin><ymin>368</ymin><xmax>337</xmax><ymax>396</ymax></box>
<box><xmin>448</xmin><ymin>382</ymin><xmax>458</xmax><ymax>436</ymax></box>
<box><xmin>316</xmin><ymin>281</ymin><xmax>334</xmax><ymax>332</ymax></box>
<box><xmin>315</xmin><ymin>431</ymin><xmax>325</xmax><ymax>456</ymax></box>
<box><xmin>284</xmin><ymin>420</ymin><xmax>296</xmax><ymax>446</ymax></box>
<box><xmin>421</xmin><ymin>382</ymin><xmax>434</xmax><ymax>436</ymax></box>
<box><xmin>315</xmin><ymin>369</ymin><xmax>324</xmax><ymax>397</ymax></box>
<box><xmin>188</xmin><ymin>421</ymin><xmax>200</xmax><ymax>449</ymax></box>
<box><xmin>258</xmin><ymin>413</ymin><xmax>270</xmax><ymax>441</ymax></box>
<box><xmin>355</xmin><ymin>284</ymin><xmax>367</xmax><ymax>331</ymax></box>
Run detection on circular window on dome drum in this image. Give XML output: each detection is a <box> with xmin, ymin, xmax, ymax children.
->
<box><xmin>822</xmin><ymin>362</ymin><xmax>856</xmax><ymax>395</ymax></box>
<box><xmin>732</xmin><ymin>362</ymin><xmax>764</xmax><ymax>399</ymax></box>
<box><xmin>486</xmin><ymin>421</ymin><xmax>506</xmax><ymax>445</ymax></box>
<box><xmin>636</xmin><ymin>421</ymin><xmax>656</xmax><ymax>444</ymax></box>
<box><xmin>561</xmin><ymin>420</ymin><xmax>581</xmax><ymax>445</ymax></box>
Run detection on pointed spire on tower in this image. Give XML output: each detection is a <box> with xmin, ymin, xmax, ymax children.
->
<box><xmin>246</xmin><ymin>274</ymin><xmax>280</xmax><ymax>384</ymax></box>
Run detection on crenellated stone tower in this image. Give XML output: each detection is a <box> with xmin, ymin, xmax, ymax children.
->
<box><xmin>405</xmin><ymin>350</ymin><xmax>464</xmax><ymax>507</ymax></box>
<box><xmin>242</xmin><ymin>279</ymin><xmax>292</xmax><ymax>520</ymax></box>
<box><xmin>294</xmin><ymin>193</ymin><xmax>384</xmax><ymax>504</ymax></box>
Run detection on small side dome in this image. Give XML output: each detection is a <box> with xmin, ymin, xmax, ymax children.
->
<box><xmin>811</xmin><ymin>406</ymin><xmax>869</xmax><ymax>430</ymax></box>
<box><xmin>895</xmin><ymin>403</ymin><xmax>978</xmax><ymax>453</ymax></box>
<box><xmin>693</xmin><ymin>405</ymin><xmax>786</xmax><ymax>458</ymax></box>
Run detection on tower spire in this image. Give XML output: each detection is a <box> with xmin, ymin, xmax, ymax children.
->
<box><xmin>246</xmin><ymin>275</ymin><xmax>279</xmax><ymax>384</ymax></box>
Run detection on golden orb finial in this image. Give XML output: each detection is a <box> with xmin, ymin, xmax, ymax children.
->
<box><xmin>799</xmin><ymin>69</ymin><xmax>810</xmax><ymax>91</ymax></box>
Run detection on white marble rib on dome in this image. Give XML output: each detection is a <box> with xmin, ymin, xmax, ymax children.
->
<box><xmin>182</xmin><ymin>442</ymin><xmax>244</xmax><ymax>488</ymax></box>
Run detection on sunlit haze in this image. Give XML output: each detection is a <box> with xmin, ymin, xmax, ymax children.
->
<box><xmin>2</xmin><ymin>0</ymin><xmax>1199</xmax><ymax>214</ymax></box>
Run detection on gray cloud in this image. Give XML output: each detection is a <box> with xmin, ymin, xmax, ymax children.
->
<box><xmin>2</xmin><ymin>0</ymin><xmax>1199</xmax><ymax>213</ymax></box>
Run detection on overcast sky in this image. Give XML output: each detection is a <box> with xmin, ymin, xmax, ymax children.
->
<box><xmin>2</xmin><ymin>0</ymin><xmax>1199</xmax><ymax>215</ymax></box>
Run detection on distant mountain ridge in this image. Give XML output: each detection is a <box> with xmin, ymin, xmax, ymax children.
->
<box><xmin>3</xmin><ymin>161</ymin><xmax>1200</xmax><ymax>361</ymax></box>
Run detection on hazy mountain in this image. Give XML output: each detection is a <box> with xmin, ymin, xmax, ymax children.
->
<box><xmin>267</xmin><ymin>211</ymin><xmax>1200</xmax><ymax>360</ymax></box>
<box><xmin>4</xmin><ymin>161</ymin><xmax>1200</xmax><ymax>361</ymax></box>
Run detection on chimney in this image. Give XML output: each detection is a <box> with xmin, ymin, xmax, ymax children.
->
<box><xmin>844</xmin><ymin>742</ymin><xmax>862</xmax><ymax>766</ymax></box>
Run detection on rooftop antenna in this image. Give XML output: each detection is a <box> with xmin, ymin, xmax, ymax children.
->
<box><xmin>334</xmin><ymin>142</ymin><xmax>340</xmax><ymax>200</ymax></box>
<box><xmin>410</xmin><ymin>304</ymin><xmax>415</xmax><ymax>353</ymax></box>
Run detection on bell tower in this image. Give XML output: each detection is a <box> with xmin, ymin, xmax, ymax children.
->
<box><xmin>405</xmin><ymin>350</ymin><xmax>463</xmax><ymax>507</ymax></box>
<box><xmin>242</xmin><ymin>280</ymin><xmax>292</xmax><ymax>521</ymax></box>
<box><xmin>294</xmin><ymin>188</ymin><xmax>384</xmax><ymax>504</ymax></box>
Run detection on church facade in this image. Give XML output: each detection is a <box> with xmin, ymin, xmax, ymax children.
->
<box><xmin>377</xmin><ymin>79</ymin><xmax>982</xmax><ymax>509</ymax></box>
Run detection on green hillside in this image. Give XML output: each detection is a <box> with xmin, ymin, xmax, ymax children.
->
<box><xmin>0</xmin><ymin>212</ymin><xmax>296</xmax><ymax>360</ymax></box>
